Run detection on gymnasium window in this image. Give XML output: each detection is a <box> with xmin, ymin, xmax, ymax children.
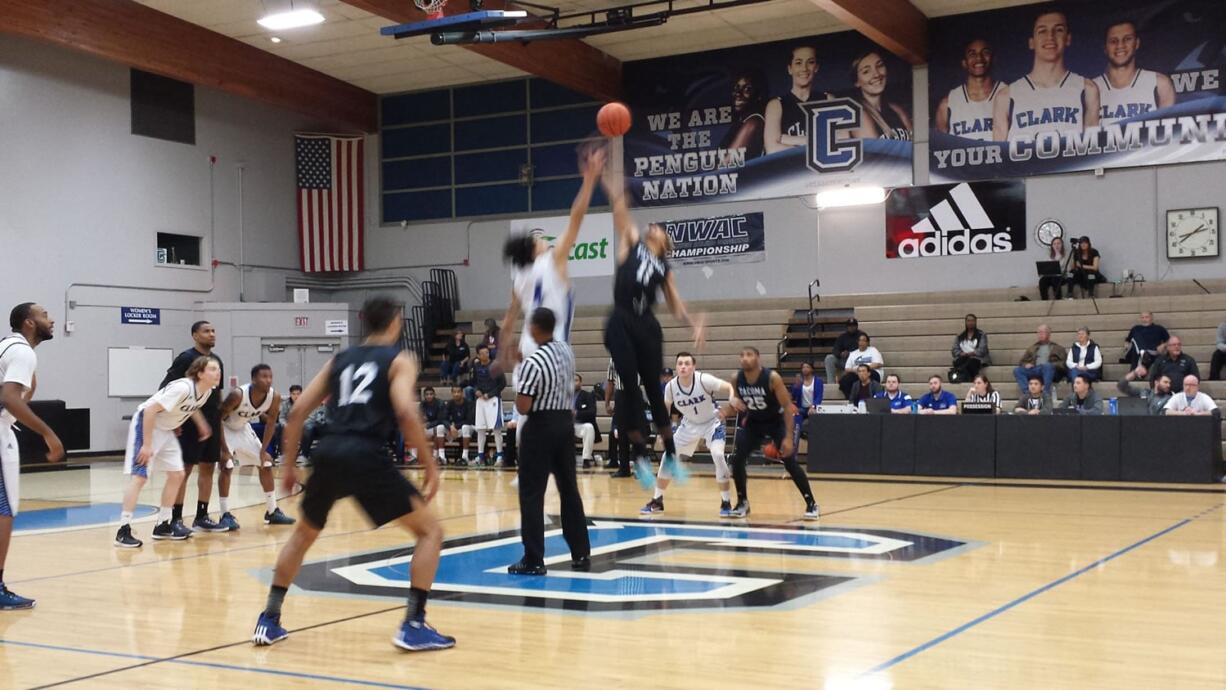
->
<box><xmin>379</xmin><ymin>78</ymin><xmax>607</xmax><ymax>223</ymax></box>
<box><xmin>156</xmin><ymin>232</ymin><xmax>202</xmax><ymax>267</ymax></box>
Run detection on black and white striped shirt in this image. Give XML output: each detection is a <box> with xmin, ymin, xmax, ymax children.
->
<box><xmin>606</xmin><ymin>359</ymin><xmax>622</xmax><ymax>391</ymax></box>
<box><xmin>518</xmin><ymin>340</ymin><xmax>576</xmax><ymax>413</ymax></box>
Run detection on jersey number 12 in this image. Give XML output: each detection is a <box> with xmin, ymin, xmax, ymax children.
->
<box><xmin>339</xmin><ymin>363</ymin><xmax>377</xmax><ymax>406</ymax></box>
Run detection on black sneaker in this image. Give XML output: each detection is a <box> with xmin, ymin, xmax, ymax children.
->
<box><xmin>192</xmin><ymin>515</ymin><xmax>228</xmax><ymax>533</ymax></box>
<box><xmin>582</xmin><ymin>458</ymin><xmax>593</xmax><ymax>469</ymax></box>
<box><xmin>507</xmin><ymin>559</ymin><xmax>546</xmax><ymax>576</ymax></box>
<box><xmin>571</xmin><ymin>556</ymin><xmax>591</xmax><ymax>572</ymax></box>
<box><xmin>604</xmin><ymin>459</ymin><xmax>619</xmax><ymax>469</ymax></box>
<box><xmin>114</xmin><ymin>524</ymin><xmax>143</xmax><ymax>548</ymax></box>
<box><xmin>152</xmin><ymin>520</ymin><xmax>190</xmax><ymax>541</ymax></box>
<box><xmin>610</xmin><ymin>469</ymin><xmax>632</xmax><ymax>478</ymax></box>
<box><xmin>719</xmin><ymin>500</ymin><xmax>733</xmax><ymax>518</ymax></box>
<box><xmin>172</xmin><ymin>518</ymin><xmax>193</xmax><ymax>535</ymax></box>
<box><xmin>264</xmin><ymin>508</ymin><xmax>296</xmax><ymax>525</ymax></box>
<box><xmin>639</xmin><ymin>497</ymin><xmax>664</xmax><ymax>514</ymax></box>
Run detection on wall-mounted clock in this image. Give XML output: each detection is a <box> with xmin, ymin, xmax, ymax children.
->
<box><xmin>1166</xmin><ymin>208</ymin><xmax>1219</xmax><ymax>259</ymax></box>
<box><xmin>1035</xmin><ymin>219</ymin><xmax>1064</xmax><ymax>247</ymax></box>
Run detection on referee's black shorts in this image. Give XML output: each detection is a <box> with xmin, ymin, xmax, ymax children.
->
<box><xmin>300</xmin><ymin>435</ymin><xmax>421</xmax><ymax>530</ymax></box>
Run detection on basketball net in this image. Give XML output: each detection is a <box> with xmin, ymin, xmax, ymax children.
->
<box><xmin>415</xmin><ymin>0</ymin><xmax>447</xmax><ymax>20</ymax></box>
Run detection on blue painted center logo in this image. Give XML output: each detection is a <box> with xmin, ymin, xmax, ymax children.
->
<box><xmin>293</xmin><ymin>518</ymin><xmax>967</xmax><ymax>613</ymax></box>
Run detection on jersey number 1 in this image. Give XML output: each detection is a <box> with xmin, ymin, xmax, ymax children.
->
<box><xmin>339</xmin><ymin>363</ymin><xmax>377</xmax><ymax>406</ymax></box>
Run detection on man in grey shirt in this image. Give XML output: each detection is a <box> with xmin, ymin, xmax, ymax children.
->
<box><xmin>1116</xmin><ymin>372</ymin><xmax>1174</xmax><ymax>416</ymax></box>
<box><xmin>1061</xmin><ymin>374</ymin><xmax>1103</xmax><ymax>415</ymax></box>
<box><xmin>1013</xmin><ymin>375</ymin><xmax>1052</xmax><ymax>415</ymax></box>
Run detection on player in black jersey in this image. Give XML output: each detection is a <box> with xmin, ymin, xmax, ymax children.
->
<box><xmin>252</xmin><ymin>297</ymin><xmax>454</xmax><ymax>652</ymax></box>
<box><xmin>726</xmin><ymin>346</ymin><xmax>819</xmax><ymax>520</ymax></box>
<box><xmin>601</xmin><ymin>167</ymin><xmax>706</xmax><ymax>490</ymax></box>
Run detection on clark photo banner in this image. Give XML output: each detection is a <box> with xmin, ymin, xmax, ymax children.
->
<box><xmin>623</xmin><ymin>30</ymin><xmax>914</xmax><ymax>208</ymax></box>
<box><xmin>886</xmin><ymin>181</ymin><xmax>1026</xmax><ymax>260</ymax></box>
<box><xmin>929</xmin><ymin>0</ymin><xmax>1226</xmax><ymax>182</ymax></box>
<box><xmin>659</xmin><ymin>212</ymin><xmax>766</xmax><ymax>266</ymax></box>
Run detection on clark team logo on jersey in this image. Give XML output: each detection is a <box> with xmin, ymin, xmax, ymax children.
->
<box><xmin>885</xmin><ymin>180</ymin><xmax>1026</xmax><ymax>260</ymax></box>
<box><xmin>290</xmin><ymin>517</ymin><xmax>970</xmax><ymax>613</ymax></box>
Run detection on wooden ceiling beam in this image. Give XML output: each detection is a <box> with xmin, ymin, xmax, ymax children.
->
<box><xmin>343</xmin><ymin>0</ymin><xmax>622</xmax><ymax>102</ymax></box>
<box><xmin>810</xmin><ymin>0</ymin><xmax>928</xmax><ymax>65</ymax></box>
<box><xmin>0</xmin><ymin>0</ymin><xmax>378</xmax><ymax>132</ymax></box>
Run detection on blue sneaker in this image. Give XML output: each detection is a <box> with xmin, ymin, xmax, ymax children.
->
<box><xmin>662</xmin><ymin>452</ymin><xmax>689</xmax><ymax>485</ymax></box>
<box><xmin>218</xmin><ymin>512</ymin><xmax>241</xmax><ymax>531</ymax></box>
<box><xmin>392</xmin><ymin>619</ymin><xmax>456</xmax><ymax>651</ymax></box>
<box><xmin>640</xmin><ymin>497</ymin><xmax>664</xmax><ymax>514</ymax></box>
<box><xmin>264</xmin><ymin>508</ymin><xmax>296</xmax><ymax>526</ymax></box>
<box><xmin>633</xmin><ymin>456</ymin><xmax>656</xmax><ymax>490</ymax></box>
<box><xmin>0</xmin><ymin>584</ymin><xmax>35</xmax><ymax>610</ymax></box>
<box><xmin>192</xmin><ymin>515</ymin><xmax>227</xmax><ymax>533</ymax></box>
<box><xmin>719</xmin><ymin>500</ymin><xmax>733</xmax><ymax>518</ymax></box>
<box><xmin>252</xmin><ymin>611</ymin><xmax>288</xmax><ymax>645</ymax></box>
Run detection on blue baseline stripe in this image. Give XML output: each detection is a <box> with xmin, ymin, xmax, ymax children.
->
<box><xmin>0</xmin><ymin>638</ymin><xmax>430</xmax><ymax>689</ymax></box>
<box><xmin>859</xmin><ymin>504</ymin><xmax>1222</xmax><ymax>678</ymax></box>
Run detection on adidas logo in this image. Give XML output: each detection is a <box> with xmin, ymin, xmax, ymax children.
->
<box><xmin>899</xmin><ymin>183</ymin><xmax>1013</xmax><ymax>258</ymax></box>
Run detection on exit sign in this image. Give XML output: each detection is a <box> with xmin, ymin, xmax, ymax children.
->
<box><xmin>294</xmin><ymin>316</ymin><xmax>309</xmax><ymax>328</ymax></box>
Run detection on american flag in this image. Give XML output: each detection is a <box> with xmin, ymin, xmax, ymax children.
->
<box><xmin>296</xmin><ymin>134</ymin><xmax>364</xmax><ymax>272</ymax></box>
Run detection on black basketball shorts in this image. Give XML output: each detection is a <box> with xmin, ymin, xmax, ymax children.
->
<box><xmin>300</xmin><ymin>435</ymin><xmax>422</xmax><ymax>530</ymax></box>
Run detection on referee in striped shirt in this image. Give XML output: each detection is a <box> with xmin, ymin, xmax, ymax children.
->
<box><xmin>508</xmin><ymin>308</ymin><xmax>591</xmax><ymax>575</ymax></box>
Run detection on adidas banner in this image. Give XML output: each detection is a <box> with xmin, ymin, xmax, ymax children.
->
<box><xmin>929</xmin><ymin>0</ymin><xmax>1226</xmax><ymax>182</ymax></box>
<box><xmin>621</xmin><ymin>30</ymin><xmax>913</xmax><ymax>208</ymax></box>
<box><xmin>656</xmin><ymin>212</ymin><xmax>766</xmax><ymax>266</ymax></box>
<box><xmin>886</xmin><ymin>181</ymin><xmax>1025</xmax><ymax>259</ymax></box>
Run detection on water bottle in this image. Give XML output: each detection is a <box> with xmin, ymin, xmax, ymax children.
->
<box><xmin>857</xmin><ymin>401</ymin><xmax>867</xmax><ymax>414</ymax></box>
<box><xmin>910</xmin><ymin>400</ymin><xmax>919</xmax><ymax>415</ymax></box>
<box><xmin>1109</xmin><ymin>398</ymin><xmax>1118</xmax><ymax>415</ymax></box>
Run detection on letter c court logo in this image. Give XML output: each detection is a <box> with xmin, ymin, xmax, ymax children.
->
<box><xmin>289</xmin><ymin>517</ymin><xmax>971</xmax><ymax>613</ymax></box>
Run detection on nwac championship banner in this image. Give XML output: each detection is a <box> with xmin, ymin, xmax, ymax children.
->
<box><xmin>622</xmin><ymin>31</ymin><xmax>914</xmax><ymax>208</ymax></box>
<box><xmin>657</xmin><ymin>211</ymin><xmax>766</xmax><ymax>266</ymax></box>
<box><xmin>929</xmin><ymin>0</ymin><xmax>1226</xmax><ymax>182</ymax></box>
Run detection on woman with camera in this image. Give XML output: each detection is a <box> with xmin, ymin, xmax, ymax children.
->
<box><xmin>1070</xmin><ymin>236</ymin><xmax>1106</xmax><ymax>298</ymax></box>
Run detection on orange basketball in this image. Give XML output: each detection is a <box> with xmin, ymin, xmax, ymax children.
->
<box><xmin>763</xmin><ymin>442</ymin><xmax>780</xmax><ymax>460</ymax></box>
<box><xmin>597</xmin><ymin>102</ymin><xmax>632</xmax><ymax>137</ymax></box>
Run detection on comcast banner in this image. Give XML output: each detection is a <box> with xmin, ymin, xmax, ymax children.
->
<box><xmin>929</xmin><ymin>0</ymin><xmax>1226</xmax><ymax>182</ymax></box>
<box><xmin>657</xmin><ymin>212</ymin><xmax>766</xmax><ymax>266</ymax></box>
<box><xmin>509</xmin><ymin>213</ymin><xmax>614</xmax><ymax>277</ymax></box>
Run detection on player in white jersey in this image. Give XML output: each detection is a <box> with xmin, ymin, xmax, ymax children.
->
<box><xmin>218</xmin><ymin>364</ymin><xmax>296</xmax><ymax>528</ymax></box>
<box><xmin>640</xmin><ymin>353</ymin><xmax>735</xmax><ymax>517</ymax></box>
<box><xmin>498</xmin><ymin>146</ymin><xmax>605</xmax><ymax>372</ymax></box>
<box><xmin>114</xmin><ymin>356</ymin><xmax>221</xmax><ymax>548</ymax></box>
<box><xmin>0</xmin><ymin>303</ymin><xmax>64</xmax><ymax>610</ymax></box>
<box><xmin>935</xmin><ymin>39</ymin><xmax>1000</xmax><ymax>141</ymax></box>
<box><xmin>993</xmin><ymin>10</ymin><xmax>1100</xmax><ymax>142</ymax></box>
<box><xmin>1093</xmin><ymin>20</ymin><xmax>1175</xmax><ymax>126</ymax></box>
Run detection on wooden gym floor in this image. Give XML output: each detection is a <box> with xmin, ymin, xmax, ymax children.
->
<box><xmin>2</xmin><ymin>462</ymin><xmax>1225</xmax><ymax>689</ymax></box>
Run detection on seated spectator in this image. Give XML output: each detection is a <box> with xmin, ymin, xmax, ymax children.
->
<box><xmin>441</xmin><ymin>331</ymin><xmax>471</xmax><ymax>386</ymax></box>
<box><xmin>825</xmin><ymin>318</ymin><xmax>864</xmax><ymax>387</ymax></box>
<box><xmin>1117</xmin><ymin>372</ymin><xmax>1174</xmax><ymax>416</ymax></box>
<box><xmin>791</xmin><ymin>362</ymin><xmax>824</xmax><ymax>448</ymax></box>
<box><xmin>482</xmin><ymin>318</ymin><xmax>500</xmax><ymax>361</ymax></box>
<box><xmin>1065</xmin><ymin>327</ymin><xmax>1103</xmax><ymax>383</ymax></box>
<box><xmin>1061</xmin><ymin>374</ymin><xmax>1103</xmax><ymax>415</ymax></box>
<box><xmin>1039</xmin><ymin>236</ymin><xmax>1073</xmax><ymax>300</ymax></box>
<box><xmin>573</xmin><ymin>374</ymin><xmax>601</xmax><ymax>469</ymax></box>
<box><xmin>1163</xmin><ymin>375</ymin><xmax>1220</xmax><ymax>416</ymax></box>
<box><xmin>876</xmin><ymin>373</ymin><xmax>913</xmax><ymax>414</ymax></box>
<box><xmin>1141</xmin><ymin>335</ymin><xmax>1198</xmax><ymax>386</ymax></box>
<box><xmin>297</xmin><ymin>404</ymin><xmax>329</xmax><ymax>466</ymax></box>
<box><xmin>1070</xmin><ymin>236</ymin><xmax>1106</xmax><ymax>298</ymax></box>
<box><xmin>848</xmin><ymin>364</ymin><xmax>883</xmax><ymax>405</ymax></box>
<box><xmin>964</xmin><ymin>374</ymin><xmax>1001</xmax><ymax>413</ymax></box>
<box><xmin>417</xmin><ymin>386</ymin><xmax>447</xmax><ymax>463</ymax></box>
<box><xmin>839</xmin><ymin>334</ymin><xmax>884</xmax><ymax>399</ymax></box>
<box><xmin>1013</xmin><ymin>324</ymin><xmax>1067</xmax><ymax>399</ymax></box>
<box><xmin>278</xmin><ymin>384</ymin><xmax>302</xmax><ymax>427</ymax></box>
<box><xmin>443</xmin><ymin>386</ymin><xmax>475</xmax><ymax>465</ymax></box>
<box><xmin>1013</xmin><ymin>375</ymin><xmax>1051</xmax><ymax>415</ymax></box>
<box><xmin>1123</xmin><ymin>311</ymin><xmax>1169</xmax><ymax>372</ymax></box>
<box><xmin>950</xmin><ymin>314</ymin><xmax>990</xmax><ymax>383</ymax></box>
<box><xmin>1212</xmin><ymin>315</ymin><xmax>1226</xmax><ymax>381</ymax></box>
<box><xmin>917</xmin><ymin>375</ymin><xmax>958</xmax><ymax>415</ymax></box>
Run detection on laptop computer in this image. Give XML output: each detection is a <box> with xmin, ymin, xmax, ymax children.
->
<box><xmin>1116</xmin><ymin>397</ymin><xmax>1150</xmax><ymax>416</ymax></box>
<box><xmin>1036</xmin><ymin>261</ymin><xmax>1061</xmax><ymax>276</ymax></box>
<box><xmin>864</xmin><ymin>398</ymin><xmax>892</xmax><ymax>414</ymax></box>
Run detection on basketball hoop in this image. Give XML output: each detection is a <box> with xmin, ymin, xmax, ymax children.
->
<box><xmin>415</xmin><ymin>0</ymin><xmax>447</xmax><ymax>20</ymax></box>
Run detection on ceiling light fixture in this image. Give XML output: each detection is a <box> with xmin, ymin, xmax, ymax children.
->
<box><xmin>258</xmin><ymin>9</ymin><xmax>325</xmax><ymax>30</ymax></box>
<box><xmin>815</xmin><ymin>186</ymin><xmax>887</xmax><ymax>210</ymax></box>
<box><xmin>269</xmin><ymin>36</ymin><xmax>283</xmax><ymax>43</ymax></box>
